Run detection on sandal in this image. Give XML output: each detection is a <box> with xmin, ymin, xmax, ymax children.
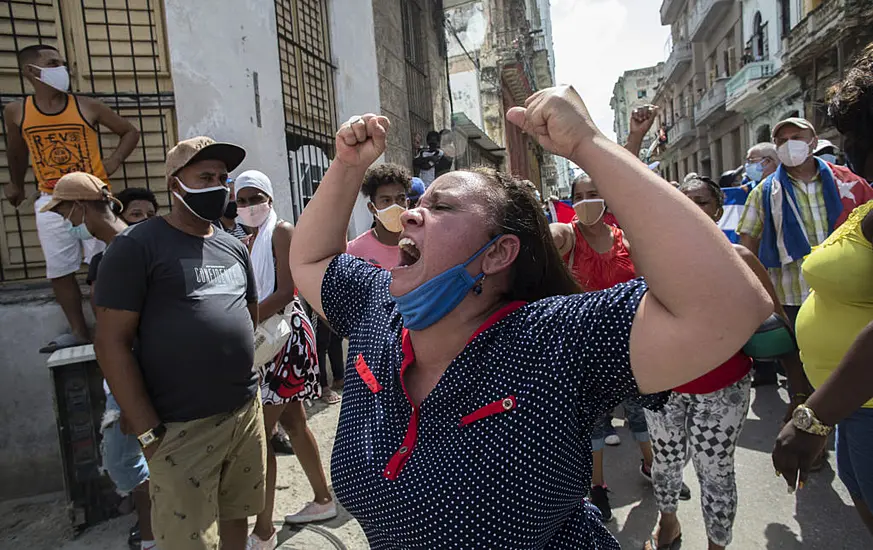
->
<box><xmin>643</xmin><ymin>533</ymin><xmax>682</xmax><ymax>550</ymax></box>
<box><xmin>320</xmin><ymin>387</ymin><xmax>342</xmax><ymax>405</ymax></box>
<box><xmin>39</xmin><ymin>333</ymin><xmax>90</xmax><ymax>354</ymax></box>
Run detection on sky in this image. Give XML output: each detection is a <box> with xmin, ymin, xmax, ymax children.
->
<box><xmin>550</xmin><ymin>0</ymin><xmax>670</xmax><ymax>142</ymax></box>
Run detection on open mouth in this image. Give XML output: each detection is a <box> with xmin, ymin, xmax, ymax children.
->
<box><xmin>398</xmin><ymin>237</ymin><xmax>421</xmax><ymax>267</ymax></box>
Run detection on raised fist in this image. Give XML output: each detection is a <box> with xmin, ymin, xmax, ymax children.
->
<box><xmin>505</xmin><ymin>86</ymin><xmax>601</xmax><ymax>161</ymax></box>
<box><xmin>335</xmin><ymin>114</ymin><xmax>390</xmax><ymax>170</ymax></box>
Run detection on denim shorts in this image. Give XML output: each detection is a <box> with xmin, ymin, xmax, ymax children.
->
<box><xmin>100</xmin><ymin>393</ymin><xmax>149</xmax><ymax>495</ymax></box>
<box><xmin>836</xmin><ymin>407</ymin><xmax>873</xmax><ymax>506</ymax></box>
<box><xmin>591</xmin><ymin>399</ymin><xmax>650</xmax><ymax>452</ymax></box>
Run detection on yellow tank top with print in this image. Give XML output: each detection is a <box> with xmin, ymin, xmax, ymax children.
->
<box><xmin>21</xmin><ymin>94</ymin><xmax>108</xmax><ymax>193</ymax></box>
<box><xmin>796</xmin><ymin>200</ymin><xmax>873</xmax><ymax>407</ymax></box>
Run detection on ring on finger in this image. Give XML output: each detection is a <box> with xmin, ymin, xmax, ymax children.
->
<box><xmin>348</xmin><ymin>115</ymin><xmax>364</xmax><ymax>126</ymax></box>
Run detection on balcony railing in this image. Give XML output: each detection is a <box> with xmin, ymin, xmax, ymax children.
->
<box><xmin>667</xmin><ymin>117</ymin><xmax>694</xmax><ymax>148</ymax></box>
<box><xmin>694</xmin><ymin>78</ymin><xmax>729</xmax><ymax>124</ymax></box>
<box><xmin>660</xmin><ymin>0</ymin><xmax>685</xmax><ymax>25</ymax></box>
<box><xmin>663</xmin><ymin>40</ymin><xmax>692</xmax><ymax>85</ymax></box>
<box><xmin>725</xmin><ymin>60</ymin><xmax>776</xmax><ymax>109</ymax></box>
<box><xmin>786</xmin><ymin>0</ymin><xmax>859</xmax><ymax>62</ymax></box>
<box><xmin>688</xmin><ymin>0</ymin><xmax>731</xmax><ymax>42</ymax></box>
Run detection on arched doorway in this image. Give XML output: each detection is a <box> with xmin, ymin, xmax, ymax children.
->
<box><xmin>756</xmin><ymin>124</ymin><xmax>771</xmax><ymax>144</ymax></box>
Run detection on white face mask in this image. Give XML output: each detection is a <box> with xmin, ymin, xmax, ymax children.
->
<box><xmin>237</xmin><ymin>202</ymin><xmax>272</xmax><ymax>228</ymax></box>
<box><xmin>373</xmin><ymin>203</ymin><xmax>405</xmax><ymax>233</ymax></box>
<box><xmin>30</xmin><ymin>64</ymin><xmax>70</xmax><ymax>92</ymax></box>
<box><xmin>573</xmin><ymin>199</ymin><xmax>606</xmax><ymax>226</ymax></box>
<box><xmin>777</xmin><ymin>139</ymin><xmax>814</xmax><ymax>167</ymax></box>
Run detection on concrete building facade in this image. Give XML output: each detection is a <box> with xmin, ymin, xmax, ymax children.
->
<box><xmin>444</xmin><ymin>0</ymin><xmax>560</xmax><ymax>197</ymax></box>
<box><xmin>611</xmin><ymin>64</ymin><xmax>665</xmax><ymax>158</ymax></box>
<box><xmin>654</xmin><ymin>0</ymin><xmax>749</xmax><ymax>182</ymax></box>
<box><xmin>654</xmin><ymin>0</ymin><xmax>873</xmax><ymax>183</ymax></box>
<box><xmin>0</xmin><ymin>0</ymin><xmax>447</xmax><ymax>501</ymax></box>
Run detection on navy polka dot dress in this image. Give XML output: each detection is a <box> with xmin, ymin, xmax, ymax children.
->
<box><xmin>322</xmin><ymin>254</ymin><xmax>667</xmax><ymax>549</ymax></box>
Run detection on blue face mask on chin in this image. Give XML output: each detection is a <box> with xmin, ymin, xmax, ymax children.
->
<box><xmin>745</xmin><ymin>161</ymin><xmax>765</xmax><ymax>183</ymax></box>
<box><xmin>64</xmin><ymin>204</ymin><xmax>93</xmax><ymax>241</ymax></box>
<box><xmin>392</xmin><ymin>234</ymin><xmax>502</xmax><ymax>331</ymax></box>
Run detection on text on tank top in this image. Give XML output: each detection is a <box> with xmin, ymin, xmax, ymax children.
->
<box><xmin>564</xmin><ymin>222</ymin><xmax>636</xmax><ymax>291</ymax></box>
<box><xmin>21</xmin><ymin>94</ymin><xmax>108</xmax><ymax>193</ymax></box>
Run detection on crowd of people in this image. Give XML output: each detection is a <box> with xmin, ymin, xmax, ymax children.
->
<box><xmin>4</xmin><ymin>38</ymin><xmax>873</xmax><ymax>550</ymax></box>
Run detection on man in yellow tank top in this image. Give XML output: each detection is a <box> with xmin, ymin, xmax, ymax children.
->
<box><xmin>2</xmin><ymin>44</ymin><xmax>140</xmax><ymax>352</ymax></box>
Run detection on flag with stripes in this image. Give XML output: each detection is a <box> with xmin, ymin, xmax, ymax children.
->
<box><xmin>719</xmin><ymin>185</ymin><xmax>752</xmax><ymax>243</ymax></box>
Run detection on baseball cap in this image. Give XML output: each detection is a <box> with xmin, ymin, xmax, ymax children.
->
<box><xmin>772</xmin><ymin>117</ymin><xmax>816</xmax><ymax>139</ymax></box>
<box><xmin>39</xmin><ymin>172</ymin><xmax>121</xmax><ymax>213</ymax></box>
<box><xmin>165</xmin><ymin>136</ymin><xmax>246</xmax><ymax>179</ymax></box>
<box><xmin>814</xmin><ymin>139</ymin><xmax>836</xmax><ymax>154</ymax></box>
<box><xmin>408</xmin><ymin>177</ymin><xmax>426</xmax><ymax>201</ymax></box>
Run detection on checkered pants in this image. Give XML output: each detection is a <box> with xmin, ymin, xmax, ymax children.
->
<box><xmin>644</xmin><ymin>374</ymin><xmax>752</xmax><ymax>547</ymax></box>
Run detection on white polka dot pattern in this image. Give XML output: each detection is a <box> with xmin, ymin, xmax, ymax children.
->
<box><xmin>321</xmin><ymin>254</ymin><xmax>667</xmax><ymax>548</ymax></box>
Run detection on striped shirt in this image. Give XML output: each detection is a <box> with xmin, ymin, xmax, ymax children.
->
<box><xmin>737</xmin><ymin>173</ymin><xmax>827</xmax><ymax>306</ymax></box>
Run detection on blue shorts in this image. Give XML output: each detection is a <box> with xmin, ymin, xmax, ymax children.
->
<box><xmin>836</xmin><ymin>407</ymin><xmax>873</xmax><ymax>506</ymax></box>
<box><xmin>100</xmin><ymin>393</ymin><xmax>149</xmax><ymax>495</ymax></box>
<box><xmin>591</xmin><ymin>399</ymin><xmax>650</xmax><ymax>452</ymax></box>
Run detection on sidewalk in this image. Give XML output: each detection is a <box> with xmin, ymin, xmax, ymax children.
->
<box><xmin>0</xmin><ymin>384</ymin><xmax>867</xmax><ymax>549</ymax></box>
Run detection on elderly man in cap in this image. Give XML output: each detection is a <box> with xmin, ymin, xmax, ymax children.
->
<box><xmin>93</xmin><ymin>137</ymin><xmax>266</xmax><ymax>550</ymax></box>
<box><xmin>737</xmin><ymin>118</ymin><xmax>873</xmax><ymax>393</ymax></box>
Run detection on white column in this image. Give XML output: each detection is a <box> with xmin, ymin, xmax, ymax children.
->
<box><xmin>163</xmin><ymin>0</ymin><xmax>293</xmax><ymax>220</ymax></box>
<box><xmin>329</xmin><ymin>0</ymin><xmax>382</xmax><ymax>238</ymax></box>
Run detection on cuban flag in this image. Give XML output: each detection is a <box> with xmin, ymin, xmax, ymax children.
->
<box><xmin>719</xmin><ymin>185</ymin><xmax>752</xmax><ymax>243</ymax></box>
<box><xmin>546</xmin><ymin>199</ymin><xmax>576</xmax><ymax>224</ymax></box>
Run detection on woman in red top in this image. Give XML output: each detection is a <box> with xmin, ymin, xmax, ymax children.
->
<box><xmin>643</xmin><ymin>175</ymin><xmax>783</xmax><ymax>550</ymax></box>
<box><xmin>551</xmin><ymin>173</ymin><xmax>659</xmax><ymax>523</ymax></box>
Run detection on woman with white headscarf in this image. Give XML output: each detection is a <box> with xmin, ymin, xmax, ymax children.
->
<box><xmin>234</xmin><ymin>170</ymin><xmax>336</xmax><ymax>549</ymax></box>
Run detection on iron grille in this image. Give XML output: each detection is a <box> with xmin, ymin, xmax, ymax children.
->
<box><xmin>0</xmin><ymin>0</ymin><xmax>175</xmax><ymax>283</ymax></box>
<box><xmin>274</xmin><ymin>0</ymin><xmax>337</xmax><ymax>219</ymax></box>
<box><xmin>402</xmin><ymin>0</ymin><xmax>433</xmax><ymax>160</ymax></box>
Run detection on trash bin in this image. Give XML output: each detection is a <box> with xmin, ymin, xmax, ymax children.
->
<box><xmin>46</xmin><ymin>344</ymin><xmax>121</xmax><ymax>530</ymax></box>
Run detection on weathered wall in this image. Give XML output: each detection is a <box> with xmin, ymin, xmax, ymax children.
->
<box><xmin>373</xmin><ymin>0</ymin><xmax>449</xmax><ymax>168</ymax></box>
<box><xmin>329</xmin><ymin>0</ymin><xmax>383</xmax><ymax>238</ymax></box>
<box><xmin>164</xmin><ymin>0</ymin><xmax>293</xmax><ymax>221</ymax></box>
<box><xmin>0</xmin><ymin>288</ymin><xmax>94</xmax><ymax>499</ymax></box>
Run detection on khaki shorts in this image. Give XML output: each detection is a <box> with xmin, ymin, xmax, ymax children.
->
<box><xmin>148</xmin><ymin>397</ymin><xmax>267</xmax><ymax>550</ymax></box>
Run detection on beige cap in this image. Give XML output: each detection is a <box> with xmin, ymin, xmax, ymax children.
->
<box><xmin>165</xmin><ymin>136</ymin><xmax>246</xmax><ymax>179</ymax></box>
<box><xmin>39</xmin><ymin>172</ymin><xmax>121</xmax><ymax>212</ymax></box>
<box><xmin>772</xmin><ymin>117</ymin><xmax>816</xmax><ymax>139</ymax></box>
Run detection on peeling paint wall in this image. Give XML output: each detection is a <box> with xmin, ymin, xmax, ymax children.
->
<box><xmin>328</xmin><ymin>0</ymin><xmax>382</xmax><ymax>238</ymax></box>
<box><xmin>164</xmin><ymin>0</ymin><xmax>293</xmax><ymax>221</ymax></box>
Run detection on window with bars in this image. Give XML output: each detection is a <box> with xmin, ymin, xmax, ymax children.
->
<box><xmin>402</xmin><ymin>0</ymin><xmax>433</xmax><ymax>159</ymax></box>
<box><xmin>274</xmin><ymin>0</ymin><xmax>337</xmax><ymax>218</ymax></box>
<box><xmin>0</xmin><ymin>0</ymin><xmax>174</xmax><ymax>283</ymax></box>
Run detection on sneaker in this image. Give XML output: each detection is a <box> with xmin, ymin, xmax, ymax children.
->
<box><xmin>604</xmin><ymin>425</ymin><xmax>621</xmax><ymax>446</ymax></box>
<box><xmin>679</xmin><ymin>482</ymin><xmax>692</xmax><ymax>501</ymax></box>
<box><xmin>246</xmin><ymin>531</ymin><xmax>277</xmax><ymax>550</ymax></box>
<box><xmin>128</xmin><ymin>521</ymin><xmax>141</xmax><ymax>549</ymax></box>
<box><xmin>640</xmin><ymin>460</ymin><xmax>652</xmax><ymax>482</ymax></box>
<box><xmin>589</xmin><ymin>485</ymin><xmax>613</xmax><ymax>522</ymax></box>
<box><xmin>271</xmin><ymin>432</ymin><xmax>295</xmax><ymax>455</ymax></box>
<box><xmin>285</xmin><ymin>500</ymin><xmax>338</xmax><ymax>524</ymax></box>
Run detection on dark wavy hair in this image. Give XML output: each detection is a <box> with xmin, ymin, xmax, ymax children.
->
<box><xmin>361</xmin><ymin>163</ymin><xmax>412</xmax><ymax>201</ymax></box>
<box><xmin>828</xmin><ymin>42</ymin><xmax>873</xmax><ymax>175</ymax></box>
<box><xmin>678</xmin><ymin>175</ymin><xmax>724</xmax><ymax>211</ymax></box>
<box><xmin>470</xmin><ymin>167</ymin><xmax>580</xmax><ymax>301</ymax></box>
<box><xmin>115</xmin><ymin>187</ymin><xmax>158</xmax><ymax>213</ymax></box>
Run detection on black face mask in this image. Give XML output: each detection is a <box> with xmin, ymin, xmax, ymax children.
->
<box><xmin>173</xmin><ymin>177</ymin><xmax>229</xmax><ymax>222</ymax></box>
<box><xmin>223</xmin><ymin>200</ymin><xmax>238</xmax><ymax>219</ymax></box>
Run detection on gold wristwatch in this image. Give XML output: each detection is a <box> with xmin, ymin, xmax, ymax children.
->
<box><xmin>791</xmin><ymin>404</ymin><xmax>833</xmax><ymax>436</ymax></box>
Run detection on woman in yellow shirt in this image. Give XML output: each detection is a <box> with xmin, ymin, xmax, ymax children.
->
<box><xmin>786</xmin><ymin>200</ymin><xmax>873</xmax><ymax>533</ymax></box>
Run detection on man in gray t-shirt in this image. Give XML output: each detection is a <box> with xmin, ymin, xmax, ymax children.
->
<box><xmin>94</xmin><ymin>136</ymin><xmax>267</xmax><ymax>549</ymax></box>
